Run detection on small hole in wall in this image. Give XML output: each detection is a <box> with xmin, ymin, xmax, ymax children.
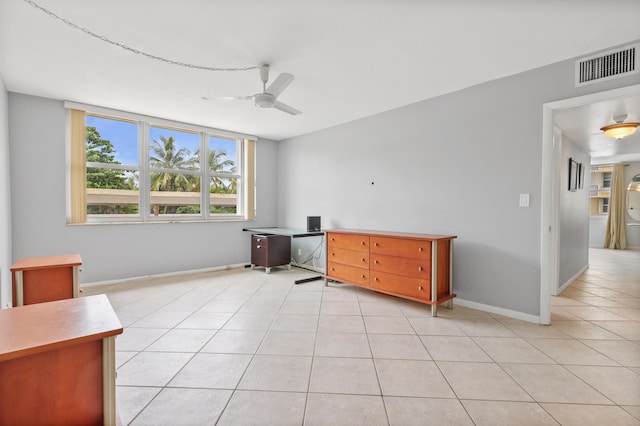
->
<box><xmin>371</xmin><ymin>182</ymin><xmax>375</xmax><ymax>185</ymax></box>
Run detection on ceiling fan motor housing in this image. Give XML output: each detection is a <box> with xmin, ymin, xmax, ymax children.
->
<box><xmin>254</xmin><ymin>93</ymin><xmax>275</xmax><ymax>108</ymax></box>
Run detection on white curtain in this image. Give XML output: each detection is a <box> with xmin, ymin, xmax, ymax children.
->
<box><xmin>604</xmin><ymin>163</ymin><xmax>627</xmax><ymax>249</ymax></box>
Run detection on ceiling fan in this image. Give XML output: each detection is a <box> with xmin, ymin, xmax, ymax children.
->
<box><xmin>207</xmin><ymin>64</ymin><xmax>302</xmax><ymax>115</ymax></box>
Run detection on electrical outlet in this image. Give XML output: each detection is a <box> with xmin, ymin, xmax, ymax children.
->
<box><xmin>297</xmin><ymin>248</ymin><xmax>302</xmax><ymax>256</ymax></box>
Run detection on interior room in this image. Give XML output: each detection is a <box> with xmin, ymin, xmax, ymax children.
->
<box><xmin>1</xmin><ymin>1</ymin><xmax>639</xmax><ymax>424</ymax></box>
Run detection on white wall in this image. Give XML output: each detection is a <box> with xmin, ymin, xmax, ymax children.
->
<box><xmin>8</xmin><ymin>94</ymin><xmax>280</xmax><ymax>284</ymax></box>
<box><xmin>277</xmin><ymin>41</ymin><xmax>640</xmax><ymax>319</ymax></box>
<box><xmin>0</xmin><ymin>75</ymin><xmax>11</xmax><ymax>308</ymax></box>
<box><xmin>558</xmin><ymin>137</ymin><xmax>590</xmax><ymax>290</ymax></box>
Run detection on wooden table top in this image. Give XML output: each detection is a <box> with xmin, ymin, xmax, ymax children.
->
<box><xmin>0</xmin><ymin>294</ymin><xmax>122</xmax><ymax>362</ymax></box>
<box><xmin>325</xmin><ymin>228</ymin><xmax>457</xmax><ymax>240</ymax></box>
<box><xmin>10</xmin><ymin>254</ymin><xmax>82</xmax><ymax>271</ymax></box>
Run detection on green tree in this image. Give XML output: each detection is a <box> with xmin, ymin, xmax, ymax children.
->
<box><xmin>85</xmin><ymin>126</ymin><xmax>137</xmax><ymax>215</ymax></box>
<box><xmin>86</xmin><ymin>126</ymin><xmax>126</xmax><ymax>189</ymax></box>
<box><xmin>149</xmin><ymin>136</ymin><xmax>197</xmax><ymax>214</ymax></box>
<box><xmin>193</xmin><ymin>148</ymin><xmax>236</xmax><ymax>193</ymax></box>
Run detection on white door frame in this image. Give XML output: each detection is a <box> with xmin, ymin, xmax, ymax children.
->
<box><xmin>540</xmin><ymin>83</ymin><xmax>640</xmax><ymax>325</ymax></box>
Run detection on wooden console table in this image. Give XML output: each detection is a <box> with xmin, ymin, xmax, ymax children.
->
<box><xmin>11</xmin><ymin>254</ymin><xmax>82</xmax><ymax>306</ymax></box>
<box><xmin>0</xmin><ymin>295</ymin><xmax>123</xmax><ymax>425</ymax></box>
<box><xmin>325</xmin><ymin>229</ymin><xmax>456</xmax><ymax>316</ymax></box>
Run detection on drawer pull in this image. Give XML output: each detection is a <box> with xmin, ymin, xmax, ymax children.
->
<box><xmin>361</xmin><ymin>258</ymin><xmax>366</xmax><ymax>262</ymax></box>
<box><xmin>418</xmin><ymin>247</ymin><xmax>423</xmax><ymax>252</ymax></box>
<box><xmin>418</xmin><ymin>267</ymin><xmax>423</xmax><ymax>272</ymax></box>
<box><xmin>256</xmin><ymin>238</ymin><xmax>262</xmax><ymax>242</ymax></box>
<box><xmin>373</xmin><ymin>277</ymin><xmax>378</xmax><ymax>282</ymax></box>
<box><xmin>418</xmin><ymin>286</ymin><xmax>423</xmax><ymax>291</ymax></box>
<box><xmin>374</xmin><ymin>260</ymin><xmax>378</xmax><ymax>264</ymax></box>
<box><xmin>361</xmin><ymin>241</ymin><xmax>366</xmax><ymax>246</ymax></box>
<box><xmin>256</xmin><ymin>245</ymin><xmax>262</xmax><ymax>249</ymax></box>
<box><xmin>331</xmin><ymin>252</ymin><xmax>335</xmax><ymax>256</ymax></box>
<box><xmin>373</xmin><ymin>242</ymin><xmax>378</xmax><ymax>247</ymax></box>
<box><xmin>360</xmin><ymin>274</ymin><xmax>366</xmax><ymax>279</ymax></box>
<box><xmin>331</xmin><ymin>237</ymin><xmax>335</xmax><ymax>241</ymax></box>
<box><xmin>331</xmin><ymin>267</ymin><xmax>335</xmax><ymax>272</ymax></box>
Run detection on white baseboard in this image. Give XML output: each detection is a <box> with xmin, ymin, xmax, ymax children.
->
<box><xmin>81</xmin><ymin>263</ymin><xmax>248</xmax><ymax>289</ymax></box>
<box><xmin>455</xmin><ymin>298</ymin><xmax>542</xmax><ymax>324</ymax></box>
<box><xmin>554</xmin><ymin>264</ymin><xmax>589</xmax><ymax>295</ymax></box>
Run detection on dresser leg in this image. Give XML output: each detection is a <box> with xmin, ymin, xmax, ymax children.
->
<box><xmin>431</xmin><ymin>305</ymin><xmax>437</xmax><ymax>317</ymax></box>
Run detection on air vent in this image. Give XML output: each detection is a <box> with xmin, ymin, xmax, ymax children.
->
<box><xmin>575</xmin><ymin>43</ymin><xmax>638</xmax><ymax>86</ymax></box>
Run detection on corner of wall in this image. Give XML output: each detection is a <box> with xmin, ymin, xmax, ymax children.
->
<box><xmin>0</xmin><ymin>77</ymin><xmax>12</xmax><ymax>308</ymax></box>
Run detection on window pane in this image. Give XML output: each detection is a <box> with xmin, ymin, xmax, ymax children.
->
<box><xmin>209</xmin><ymin>136</ymin><xmax>238</xmax><ymax>174</ymax></box>
<box><xmin>210</xmin><ymin>177</ymin><xmax>237</xmax><ymax>214</ymax></box>
<box><xmin>150</xmin><ymin>173</ymin><xmax>201</xmax><ymax>216</ymax></box>
<box><xmin>86</xmin><ymin>116</ymin><xmax>138</xmax><ymax>166</ymax></box>
<box><xmin>149</xmin><ymin>126</ymin><xmax>200</xmax><ymax>170</ymax></box>
<box><xmin>86</xmin><ymin>170</ymin><xmax>139</xmax><ymax>216</ymax></box>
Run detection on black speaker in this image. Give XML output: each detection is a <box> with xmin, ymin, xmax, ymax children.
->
<box><xmin>307</xmin><ymin>216</ymin><xmax>321</xmax><ymax>232</ymax></box>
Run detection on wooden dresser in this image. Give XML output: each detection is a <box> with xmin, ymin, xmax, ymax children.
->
<box><xmin>11</xmin><ymin>254</ymin><xmax>82</xmax><ymax>306</ymax></box>
<box><xmin>325</xmin><ymin>229</ymin><xmax>456</xmax><ymax>316</ymax></box>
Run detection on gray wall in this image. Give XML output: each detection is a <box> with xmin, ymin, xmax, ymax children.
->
<box><xmin>0</xmin><ymin>76</ymin><xmax>11</xmax><ymax>308</ymax></box>
<box><xmin>8</xmin><ymin>93</ymin><xmax>280</xmax><ymax>284</ymax></box>
<box><xmin>558</xmin><ymin>137</ymin><xmax>590</xmax><ymax>289</ymax></box>
<box><xmin>277</xmin><ymin>41</ymin><xmax>640</xmax><ymax>318</ymax></box>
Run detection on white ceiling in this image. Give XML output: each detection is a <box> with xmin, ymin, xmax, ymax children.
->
<box><xmin>1</xmin><ymin>0</ymin><xmax>640</xmax><ymax>156</ymax></box>
<box><xmin>554</xmin><ymin>90</ymin><xmax>640</xmax><ymax>164</ymax></box>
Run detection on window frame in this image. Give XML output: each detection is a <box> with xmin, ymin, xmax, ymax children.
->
<box><xmin>67</xmin><ymin>102</ymin><xmax>256</xmax><ymax>224</ymax></box>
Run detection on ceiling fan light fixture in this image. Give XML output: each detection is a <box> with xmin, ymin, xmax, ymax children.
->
<box><xmin>600</xmin><ymin>114</ymin><xmax>639</xmax><ymax>140</ymax></box>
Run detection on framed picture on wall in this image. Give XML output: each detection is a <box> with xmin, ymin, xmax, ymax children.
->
<box><xmin>578</xmin><ymin>162</ymin><xmax>585</xmax><ymax>189</ymax></box>
<box><xmin>568</xmin><ymin>158</ymin><xmax>578</xmax><ymax>192</ymax></box>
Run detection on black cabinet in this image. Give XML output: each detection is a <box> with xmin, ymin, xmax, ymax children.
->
<box><xmin>251</xmin><ymin>234</ymin><xmax>291</xmax><ymax>273</ymax></box>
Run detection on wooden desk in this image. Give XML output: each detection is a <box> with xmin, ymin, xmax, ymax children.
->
<box><xmin>0</xmin><ymin>295</ymin><xmax>123</xmax><ymax>425</ymax></box>
<box><xmin>11</xmin><ymin>254</ymin><xmax>82</xmax><ymax>306</ymax></box>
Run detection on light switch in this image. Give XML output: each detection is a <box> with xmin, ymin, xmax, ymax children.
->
<box><xmin>519</xmin><ymin>193</ymin><xmax>530</xmax><ymax>207</ymax></box>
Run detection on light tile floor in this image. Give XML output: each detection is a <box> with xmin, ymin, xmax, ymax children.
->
<box><xmin>84</xmin><ymin>248</ymin><xmax>640</xmax><ymax>425</ymax></box>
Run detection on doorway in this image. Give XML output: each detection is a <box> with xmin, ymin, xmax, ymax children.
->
<box><xmin>541</xmin><ymin>83</ymin><xmax>640</xmax><ymax>325</ymax></box>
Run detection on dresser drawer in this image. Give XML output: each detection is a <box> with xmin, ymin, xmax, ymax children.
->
<box><xmin>327</xmin><ymin>232</ymin><xmax>369</xmax><ymax>252</ymax></box>
<box><xmin>370</xmin><ymin>236</ymin><xmax>431</xmax><ymax>260</ymax></box>
<box><xmin>370</xmin><ymin>270</ymin><xmax>430</xmax><ymax>301</ymax></box>
<box><xmin>370</xmin><ymin>254</ymin><xmax>430</xmax><ymax>279</ymax></box>
<box><xmin>328</xmin><ymin>247</ymin><xmax>369</xmax><ymax>268</ymax></box>
<box><xmin>326</xmin><ymin>262</ymin><xmax>369</xmax><ymax>287</ymax></box>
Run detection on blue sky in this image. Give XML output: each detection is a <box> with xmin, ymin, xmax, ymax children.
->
<box><xmin>87</xmin><ymin>116</ymin><xmax>237</xmax><ymax>169</ymax></box>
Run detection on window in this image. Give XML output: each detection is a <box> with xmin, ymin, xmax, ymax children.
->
<box><xmin>602</xmin><ymin>172</ymin><xmax>612</xmax><ymax>188</ymax></box>
<box><xmin>68</xmin><ymin>103</ymin><xmax>256</xmax><ymax>223</ymax></box>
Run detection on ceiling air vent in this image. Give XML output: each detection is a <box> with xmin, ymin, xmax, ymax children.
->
<box><xmin>575</xmin><ymin>43</ymin><xmax>638</xmax><ymax>87</ymax></box>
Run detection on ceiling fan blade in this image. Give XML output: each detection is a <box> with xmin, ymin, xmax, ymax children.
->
<box><xmin>273</xmin><ymin>100</ymin><xmax>302</xmax><ymax>115</ymax></box>
<box><xmin>266</xmin><ymin>73</ymin><xmax>295</xmax><ymax>98</ymax></box>
<box><xmin>203</xmin><ymin>95</ymin><xmax>253</xmax><ymax>101</ymax></box>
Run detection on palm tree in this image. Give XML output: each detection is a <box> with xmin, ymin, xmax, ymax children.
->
<box><xmin>208</xmin><ymin>149</ymin><xmax>236</xmax><ymax>192</ymax></box>
<box><xmin>192</xmin><ymin>148</ymin><xmax>236</xmax><ymax>192</ymax></box>
<box><xmin>149</xmin><ymin>136</ymin><xmax>197</xmax><ymax>214</ymax></box>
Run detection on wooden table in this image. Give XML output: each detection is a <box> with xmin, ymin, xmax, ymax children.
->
<box><xmin>0</xmin><ymin>295</ymin><xmax>123</xmax><ymax>425</ymax></box>
<box><xmin>11</xmin><ymin>254</ymin><xmax>82</xmax><ymax>306</ymax></box>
